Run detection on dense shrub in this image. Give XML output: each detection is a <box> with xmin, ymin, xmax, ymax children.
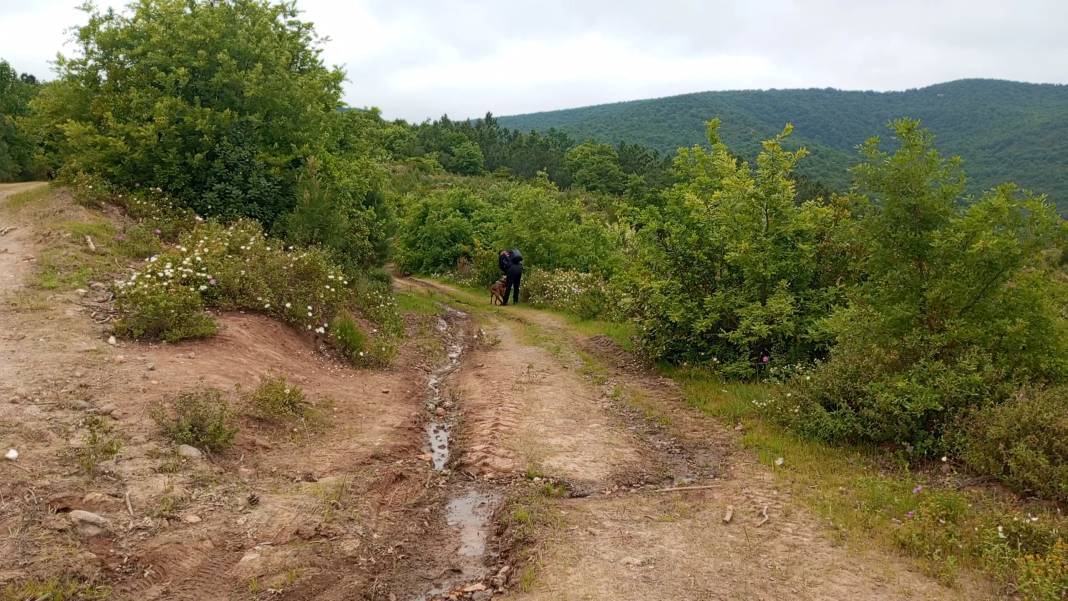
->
<box><xmin>959</xmin><ymin>386</ymin><xmax>1068</xmax><ymax>503</ymax></box>
<box><xmin>113</xmin><ymin>218</ymin><xmax>399</xmax><ymax>365</ymax></box>
<box><xmin>395</xmin><ymin>189</ymin><xmax>495</xmax><ymax>274</ymax></box>
<box><xmin>113</xmin><ymin>284</ymin><xmax>217</xmax><ymax>343</ymax></box>
<box><xmin>151</xmin><ymin>389</ymin><xmax>237</xmax><ymax>452</ymax></box>
<box><xmin>625</xmin><ymin>120</ymin><xmax>848</xmax><ymax>376</ymax></box>
<box><xmin>791</xmin><ymin>120</ymin><xmax>1067</xmax><ymax>454</ymax></box>
<box><xmin>1017</xmin><ymin>539</ymin><xmax>1068</xmax><ymax>601</ymax></box>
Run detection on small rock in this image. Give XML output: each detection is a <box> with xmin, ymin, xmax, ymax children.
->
<box><xmin>381</xmin><ymin>388</ymin><xmax>390</xmax><ymax>394</ymax></box>
<box><xmin>115</xmin><ymin>355</ymin><xmax>126</xmax><ymax>364</ymax></box>
<box><xmin>177</xmin><ymin>444</ymin><xmax>203</xmax><ymax>459</ymax></box>
<box><xmin>4</xmin><ymin>448</ymin><xmax>18</xmax><ymax>461</ymax></box>
<box><xmin>69</xmin><ymin>509</ymin><xmax>108</xmax><ymax>537</ymax></box>
<box><xmin>146</xmin><ymin>363</ymin><xmax>156</xmax><ymax>371</ymax></box>
<box><xmin>461</xmin><ymin>583</ymin><xmax>486</xmax><ymax>593</ymax></box>
<box><xmin>107</xmin><ymin>335</ymin><xmax>117</xmax><ymax>346</ymax></box>
<box><xmin>774</xmin><ymin>457</ymin><xmax>785</xmax><ymax>467</ymax></box>
<box><xmin>490</xmin><ymin>565</ymin><xmax>510</xmax><ymax>588</ymax></box>
<box><xmin>74</xmin><ymin>369</ymin><xmax>86</xmax><ymax>378</ymax></box>
<box><xmin>76</xmin><ymin>288</ymin><xmax>88</xmax><ymax>296</ymax></box>
<box><xmin>95</xmin><ymin>404</ymin><xmax>116</xmax><ymax>416</ymax></box>
<box><xmin>182</xmin><ymin>514</ymin><xmax>202</xmax><ymax>524</ymax></box>
<box><xmin>733</xmin><ymin>423</ymin><xmax>744</xmax><ymax>432</ymax></box>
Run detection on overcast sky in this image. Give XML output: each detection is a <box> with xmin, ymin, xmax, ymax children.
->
<box><xmin>2</xmin><ymin>0</ymin><xmax>1066</xmax><ymax>121</ymax></box>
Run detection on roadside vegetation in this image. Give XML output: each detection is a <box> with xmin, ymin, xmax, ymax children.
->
<box><xmin>1</xmin><ymin>0</ymin><xmax>1065</xmax><ymax>596</ymax></box>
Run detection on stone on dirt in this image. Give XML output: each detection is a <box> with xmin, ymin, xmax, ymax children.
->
<box><xmin>177</xmin><ymin>444</ymin><xmax>203</xmax><ymax>459</ymax></box>
<box><xmin>69</xmin><ymin>509</ymin><xmax>108</xmax><ymax>537</ymax></box>
<box><xmin>4</xmin><ymin>448</ymin><xmax>17</xmax><ymax>461</ymax></box>
<box><xmin>107</xmin><ymin>335</ymin><xmax>117</xmax><ymax>345</ymax></box>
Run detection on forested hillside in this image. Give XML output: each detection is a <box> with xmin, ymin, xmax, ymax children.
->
<box><xmin>499</xmin><ymin>79</ymin><xmax>1068</xmax><ymax>213</ymax></box>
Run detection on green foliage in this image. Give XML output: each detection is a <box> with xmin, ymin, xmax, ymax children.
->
<box><xmin>626</xmin><ymin>120</ymin><xmax>846</xmax><ymax>375</ymax></box>
<box><xmin>499</xmin><ymin>79</ymin><xmax>1068</xmax><ymax>215</ymax></box>
<box><xmin>564</xmin><ymin>141</ymin><xmax>626</xmax><ymax>195</ymax></box>
<box><xmin>793</xmin><ymin>119</ymin><xmax>1066</xmax><ymax>454</ymax></box>
<box><xmin>959</xmin><ymin>386</ymin><xmax>1068</xmax><ymax>503</ymax></box>
<box><xmin>329</xmin><ymin>312</ymin><xmax>368</xmax><ymax>363</ymax></box>
<box><xmin>0</xmin><ymin>59</ymin><xmax>42</xmax><ymax>181</ymax></box>
<box><xmin>151</xmin><ymin>388</ymin><xmax>237</xmax><ymax>452</ymax></box>
<box><xmin>114</xmin><ymin>282</ymin><xmax>218</xmax><ymax>343</ymax></box>
<box><xmin>395</xmin><ymin>188</ymin><xmax>495</xmax><ymax>274</ymax></box>
<box><xmin>30</xmin><ymin>0</ymin><xmax>344</xmax><ymax>223</ymax></box>
<box><xmin>248</xmin><ymin>375</ymin><xmax>309</xmax><ymax>422</ymax></box>
<box><xmin>73</xmin><ymin>415</ymin><xmax>122</xmax><ymax>477</ymax></box>
<box><xmin>275</xmin><ymin>157</ymin><xmax>388</xmax><ymax>272</ymax></box>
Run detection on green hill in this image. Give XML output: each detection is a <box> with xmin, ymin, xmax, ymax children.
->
<box><xmin>498</xmin><ymin>79</ymin><xmax>1068</xmax><ymax>213</ymax></box>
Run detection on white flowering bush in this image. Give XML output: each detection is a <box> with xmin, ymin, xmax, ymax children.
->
<box><xmin>114</xmin><ymin>218</ymin><xmax>399</xmax><ymax>365</ymax></box>
<box><xmin>522</xmin><ymin>269</ymin><xmax>612</xmax><ymax>319</ymax></box>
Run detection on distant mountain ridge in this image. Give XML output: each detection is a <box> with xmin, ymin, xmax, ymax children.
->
<box><xmin>497</xmin><ymin>79</ymin><xmax>1068</xmax><ymax>213</ymax></box>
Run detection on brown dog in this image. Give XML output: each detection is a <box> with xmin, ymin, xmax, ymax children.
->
<box><xmin>489</xmin><ymin>277</ymin><xmax>507</xmax><ymax>305</ymax></box>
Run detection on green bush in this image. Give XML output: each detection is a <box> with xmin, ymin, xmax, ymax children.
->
<box><xmin>959</xmin><ymin>386</ymin><xmax>1068</xmax><ymax>503</ymax></box>
<box><xmin>793</xmin><ymin>120</ymin><xmax>1066</xmax><ymax>454</ymax></box>
<box><xmin>522</xmin><ymin>269</ymin><xmax>611</xmax><ymax>319</ymax></box>
<box><xmin>330</xmin><ymin>312</ymin><xmax>367</xmax><ymax>362</ymax></box>
<box><xmin>626</xmin><ymin>120</ymin><xmax>846</xmax><ymax>373</ymax></box>
<box><xmin>113</xmin><ymin>283</ymin><xmax>218</xmax><ymax>343</ymax></box>
<box><xmin>248</xmin><ymin>375</ymin><xmax>309</xmax><ymax>422</ymax></box>
<box><xmin>150</xmin><ymin>389</ymin><xmax>237</xmax><ymax>452</ymax></box>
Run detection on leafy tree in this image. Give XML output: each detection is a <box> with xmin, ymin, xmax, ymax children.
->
<box><xmin>0</xmin><ymin>59</ymin><xmax>41</xmax><ymax>180</ymax></box>
<box><xmin>793</xmin><ymin>119</ymin><xmax>1066</xmax><ymax>452</ymax></box>
<box><xmin>564</xmin><ymin>141</ymin><xmax>626</xmax><ymax>195</ymax></box>
<box><xmin>626</xmin><ymin>120</ymin><xmax>846</xmax><ymax>375</ymax></box>
<box><xmin>449</xmin><ymin>139</ymin><xmax>485</xmax><ymax>175</ymax></box>
<box><xmin>30</xmin><ymin>0</ymin><xmax>343</xmax><ymax>224</ymax></box>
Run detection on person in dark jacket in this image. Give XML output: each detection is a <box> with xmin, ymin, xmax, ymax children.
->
<box><xmin>498</xmin><ymin>249</ymin><xmax>512</xmax><ymax>275</ymax></box>
<box><xmin>502</xmin><ymin>249</ymin><xmax>523</xmax><ymax>305</ymax></box>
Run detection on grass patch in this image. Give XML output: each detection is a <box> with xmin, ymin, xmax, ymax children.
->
<box><xmin>150</xmin><ymin>388</ymin><xmax>238</xmax><ymax>452</ymax></box>
<box><xmin>675</xmin><ymin>366</ymin><xmax>1068</xmax><ymax>598</ymax></box>
<box><xmin>72</xmin><ymin>415</ymin><xmax>122</xmax><ymax>477</ymax></box>
<box><xmin>2</xmin><ymin>183</ymin><xmax>51</xmax><ymax>210</ymax></box>
<box><xmin>395</xmin><ymin>289</ymin><xmax>444</xmax><ymax>316</ymax></box>
<box><xmin>1</xmin><ymin>576</ymin><xmax>110</xmax><ymax>601</ymax></box>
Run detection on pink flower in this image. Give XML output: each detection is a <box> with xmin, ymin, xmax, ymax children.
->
<box><xmin>912</xmin><ymin>485</ymin><xmax>923</xmax><ymax>494</ymax></box>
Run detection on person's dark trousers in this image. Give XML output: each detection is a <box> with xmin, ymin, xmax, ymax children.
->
<box><xmin>502</xmin><ymin>272</ymin><xmax>521</xmax><ymax>305</ymax></box>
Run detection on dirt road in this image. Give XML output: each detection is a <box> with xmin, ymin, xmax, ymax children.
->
<box><xmin>0</xmin><ymin>188</ymin><xmax>993</xmax><ymax>600</ymax></box>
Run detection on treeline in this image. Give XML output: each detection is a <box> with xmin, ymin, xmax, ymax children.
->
<box><xmin>499</xmin><ymin>79</ymin><xmax>1068</xmax><ymax>214</ymax></box>
<box><xmin>0</xmin><ymin>60</ymin><xmax>42</xmax><ymax>180</ymax></box>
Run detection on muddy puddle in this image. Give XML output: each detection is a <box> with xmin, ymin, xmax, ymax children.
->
<box><xmin>425</xmin><ymin>312</ymin><xmax>466</xmax><ymax>471</ymax></box>
<box><xmin>418</xmin><ymin>308</ymin><xmax>505</xmax><ymax>600</ymax></box>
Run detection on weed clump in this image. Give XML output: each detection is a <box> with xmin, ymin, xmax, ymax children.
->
<box><xmin>248</xmin><ymin>375</ymin><xmax>309</xmax><ymax>422</ymax></box>
<box><xmin>150</xmin><ymin>388</ymin><xmax>237</xmax><ymax>452</ymax></box>
<box><xmin>73</xmin><ymin>415</ymin><xmax>122</xmax><ymax>476</ymax></box>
